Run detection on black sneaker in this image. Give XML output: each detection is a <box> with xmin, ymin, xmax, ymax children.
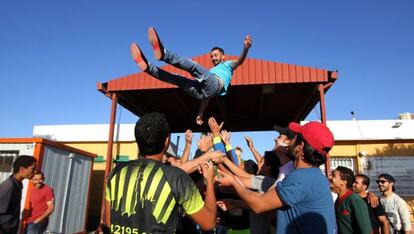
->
<box><xmin>130</xmin><ymin>42</ymin><xmax>149</xmax><ymax>71</ymax></box>
<box><xmin>148</xmin><ymin>27</ymin><xmax>165</xmax><ymax>61</ymax></box>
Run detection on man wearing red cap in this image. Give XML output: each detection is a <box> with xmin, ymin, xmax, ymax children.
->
<box><xmin>216</xmin><ymin>121</ymin><xmax>336</xmax><ymax>234</ymax></box>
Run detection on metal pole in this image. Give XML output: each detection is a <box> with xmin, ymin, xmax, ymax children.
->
<box><xmin>318</xmin><ymin>84</ymin><xmax>331</xmax><ymax>176</ymax></box>
<box><xmin>100</xmin><ymin>93</ymin><xmax>118</xmax><ymax>222</ymax></box>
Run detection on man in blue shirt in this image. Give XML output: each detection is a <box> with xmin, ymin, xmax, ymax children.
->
<box><xmin>131</xmin><ymin>27</ymin><xmax>252</xmax><ymax>125</ymax></box>
<box><xmin>216</xmin><ymin>121</ymin><xmax>336</xmax><ymax>234</ymax></box>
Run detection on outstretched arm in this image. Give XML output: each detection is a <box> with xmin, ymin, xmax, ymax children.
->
<box><xmin>181</xmin><ymin>130</ymin><xmax>193</xmax><ymax>163</ymax></box>
<box><xmin>244</xmin><ymin>136</ymin><xmax>264</xmax><ymax>170</ymax></box>
<box><xmin>215</xmin><ymin>164</ymin><xmax>282</xmax><ymax>214</ymax></box>
<box><xmin>232</xmin><ymin>35</ymin><xmax>252</xmax><ymax>69</ymax></box>
<box><xmin>196</xmin><ymin>99</ymin><xmax>210</xmax><ymax>125</ymax></box>
<box><xmin>190</xmin><ymin>161</ymin><xmax>217</xmax><ymax>231</ymax></box>
<box><xmin>179</xmin><ymin>151</ymin><xmax>223</xmax><ymax>174</ymax></box>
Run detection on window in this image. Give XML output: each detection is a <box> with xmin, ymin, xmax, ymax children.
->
<box><xmin>0</xmin><ymin>151</ymin><xmax>19</xmax><ymax>172</ymax></box>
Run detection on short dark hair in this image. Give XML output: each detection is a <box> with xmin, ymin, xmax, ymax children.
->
<box><xmin>243</xmin><ymin>159</ymin><xmax>258</xmax><ymax>175</ymax></box>
<box><xmin>295</xmin><ymin>134</ymin><xmax>326</xmax><ymax>167</ymax></box>
<box><xmin>211</xmin><ymin>47</ymin><xmax>224</xmax><ymax>54</ymax></box>
<box><xmin>263</xmin><ymin>151</ymin><xmax>281</xmax><ymax>178</ymax></box>
<box><xmin>355</xmin><ymin>174</ymin><xmax>370</xmax><ymax>188</ymax></box>
<box><xmin>134</xmin><ymin>112</ymin><xmax>170</xmax><ymax>157</ymax></box>
<box><xmin>378</xmin><ymin>173</ymin><xmax>396</xmax><ymax>192</ymax></box>
<box><xmin>13</xmin><ymin>155</ymin><xmax>37</xmax><ymax>174</ymax></box>
<box><xmin>335</xmin><ymin>166</ymin><xmax>355</xmax><ymax>189</ymax></box>
<box><xmin>34</xmin><ymin>171</ymin><xmax>45</xmax><ymax>178</ymax></box>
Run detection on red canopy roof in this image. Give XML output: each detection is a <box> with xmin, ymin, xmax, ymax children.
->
<box><xmin>98</xmin><ymin>54</ymin><xmax>337</xmax><ymax>132</ymax></box>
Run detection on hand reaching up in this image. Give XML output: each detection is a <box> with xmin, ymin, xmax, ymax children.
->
<box><xmin>220</xmin><ymin>130</ymin><xmax>231</xmax><ymax>145</ymax></box>
<box><xmin>208</xmin><ymin>117</ymin><xmax>224</xmax><ymax>136</ymax></box>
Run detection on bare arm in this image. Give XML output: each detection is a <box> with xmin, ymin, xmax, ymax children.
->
<box><xmin>179</xmin><ymin>151</ymin><xmax>223</xmax><ymax>174</ymax></box>
<box><xmin>34</xmin><ymin>200</ymin><xmax>54</xmax><ymax>223</ymax></box>
<box><xmin>189</xmin><ymin>162</ymin><xmax>216</xmax><ymax>231</ymax></box>
<box><xmin>377</xmin><ymin>215</ymin><xmax>390</xmax><ymax>234</ymax></box>
<box><xmin>222</xmin><ymin>156</ymin><xmax>251</xmax><ymax>178</ymax></box>
<box><xmin>244</xmin><ymin>136</ymin><xmax>264</xmax><ymax>170</ymax></box>
<box><xmin>231</xmin><ymin>35</ymin><xmax>252</xmax><ymax>69</ymax></box>
<box><xmin>196</xmin><ymin>99</ymin><xmax>210</xmax><ymax>125</ymax></box>
<box><xmin>215</xmin><ymin>165</ymin><xmax>282</xmax><ymax>214</ymax></box>
<box><xmin>181</xmin><ymin>130</ymin><xmax>192</xmax><ymax>163</ymax></box>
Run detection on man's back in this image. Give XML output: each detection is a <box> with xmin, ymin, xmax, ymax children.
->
<box><xmin>106</xmin><ymin>158</ymin><xmax>204</xmax><ymax>233</ymax></box>
<box><xmin>276</xmin><ymin>167</ymin><xmax>336</xmax><ymax>234</ymax></box>
<box><xmin>0</xmin><ymin>176</ymin><xmax>22</xmax><ymax>232</ymax></box>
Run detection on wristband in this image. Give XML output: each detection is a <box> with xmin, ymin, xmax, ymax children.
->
<box><xmin>213</xmin><ymin>136</ymin><xmax>221</xmax><ymax>144</ymax></box>
<box><xmin>225</xmin><ymin>144</ymin><xmax>233</xmax><ymax>152</ymax></box>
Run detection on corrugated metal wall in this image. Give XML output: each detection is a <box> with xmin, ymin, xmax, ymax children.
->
<box><xmin>41</xmin><ymin>145</ymin><xmax>92</xmax><ymax>234</ymax></box>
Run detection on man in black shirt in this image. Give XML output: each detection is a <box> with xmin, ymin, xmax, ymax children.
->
<box><xmin>104</xmin><ymin>112</ymin><xmax>219</xmax><ymax>233</ymax></box>
<box><xmin>353</xmin><ymin>174</ymin><xmax>389</xmax><ymax>234</ymax></box>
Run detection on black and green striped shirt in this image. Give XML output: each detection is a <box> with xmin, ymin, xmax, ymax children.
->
<box><xmin>106</xmin><ymin>158</ymin><xmax>204</xmax><ymax>234</ymax></box>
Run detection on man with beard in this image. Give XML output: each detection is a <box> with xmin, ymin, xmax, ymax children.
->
<box><xmin>353</xmin><ymin>174</ymin><xmax>389</xmax><ymax>234</ymax></box>
<box><xmin>26</xmin><ymin>171</ymin><xmax>55</xmax><ymax>234</ymax></box>
<box><xmin>131</xmin><ymin>27</ymin><xmax>252</xmax><ymax>125</ymax></box>
<box><xmin>377</xmin><ymin>174</ymin><xmax>411</xmax><ymax>234</ymax></box>
<box><xmin>216</xmin><ymin>121</ymin><xmax>336</xmax><ymax>234</ymax></box>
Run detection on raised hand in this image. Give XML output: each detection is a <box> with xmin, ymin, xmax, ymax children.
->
<box><xmin>198</xmin><ymin>133</ymin><xmax>213</xmax><ymax>152</ymax></box>
<box><xmin>196</xmin><ymin>115</ymin><xmax>203</xmax><ymax>125</ymax></box>
<box><xmin>208</xmin><ymin>117</ymin><xmax>224</xmax><ymax>136</ymax></box>
<box><xmin>220</xmin><ymin>130</ymin><xmax>231</xmax><ymax>145</ymax></box>
<box><xmin>185</xmin><ymin>129</ymin><xmax>193</xmax><ymax>144</ymax></box>
<box><xmin>244</xmin><ymin>136</ymin><xmax>254</xmax><ymax>148</ymax></box>
<box><xmin>244</xmin><ymin>35</ymin><xmax>252</xmax><ymax>49</ymax></box>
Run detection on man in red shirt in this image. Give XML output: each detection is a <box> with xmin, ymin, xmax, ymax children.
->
<box><xmin>25</xmin><ymin>171</ymin><xmax>54</xmax><ymax>234</ymax></box>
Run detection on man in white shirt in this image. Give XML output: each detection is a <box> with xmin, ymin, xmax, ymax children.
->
<box><xmin>377</xmin><ymin>173</ymin><xmax>412</xmax><ymax>234</ymax></box>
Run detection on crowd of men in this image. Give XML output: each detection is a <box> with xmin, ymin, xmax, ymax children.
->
<box><xmin>1</xmin><ymin>26</ymin><xmax>413</xmax><ymax>234</ymax></box>
<box><xmin>0</xmin><ymin>113</ymin><xmax>412</xmax><ymax>234</ymax></box>
<box><xmin>100</xmin><ymin>112</ymin><xmax>412</xmax><ymax>234</ymax></box>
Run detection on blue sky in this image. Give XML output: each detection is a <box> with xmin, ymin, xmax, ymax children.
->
<box><xmin>1</xmin><ymin>1</ymin><xmax>413</xmax><ymax>159</ymax></box>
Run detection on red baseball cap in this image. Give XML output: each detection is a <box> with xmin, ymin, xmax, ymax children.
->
<box><xmin>288</xmin><ymin>121</ymin><xmax>334</xmax><ymax>156</ymax></box>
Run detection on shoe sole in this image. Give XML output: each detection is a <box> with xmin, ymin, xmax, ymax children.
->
<box><xmin>130</xmin><ymin>43</ymin><xmax>148</xmax><ymax>71</ymax></box>
<box><xmin>148</xmin><ymin>27</ymin><xmax>164</xmax><ymax>60</ymax></box>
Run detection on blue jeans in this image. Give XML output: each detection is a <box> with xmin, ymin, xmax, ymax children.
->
<box><xmin>147</xmin><ymin>49</ymin><xmax>221</xmax><ymax>100</ymax></box>
<box><xmin>25</xmin><ymin>222</ymin><xmax>48</xmax><ymax>234</ymax></box>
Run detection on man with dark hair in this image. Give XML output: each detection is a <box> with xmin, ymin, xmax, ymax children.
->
<box><xmin>331</xmin><ymin>166</ymin><xmax>372</xmax><ymax>234</ymax></box>
<box><xmin>377</xmin><ymin>173</ymin><xmax>412</xmax><ymax>234</ymax></box>
<box><xmin>216</xmin><ymin>121</ymin><xmax>336</xmax><ymax>233</ymax></box>
<box><xmin>104</xmin><ymin>112</ymin><xmax>219</xmax><ymax>233</ymax></box>
<box><xmin>131</xmin><ymin>27</ymin><xmax>252</xmax><ymax>125</ymax></box>
<box><xmin>353</xmin><ymin>174</ymin><xmax>389</xmax><ymax>234</ymax></box>
<box><xmin>0</xmin><ymin>155</ymin><xmax>37</xmax><ymax>234</ymax></box>
<box><xmin>26</xmin><ymin>171</ymin><xmax>55</xmax><ymax>234</ymax></box>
